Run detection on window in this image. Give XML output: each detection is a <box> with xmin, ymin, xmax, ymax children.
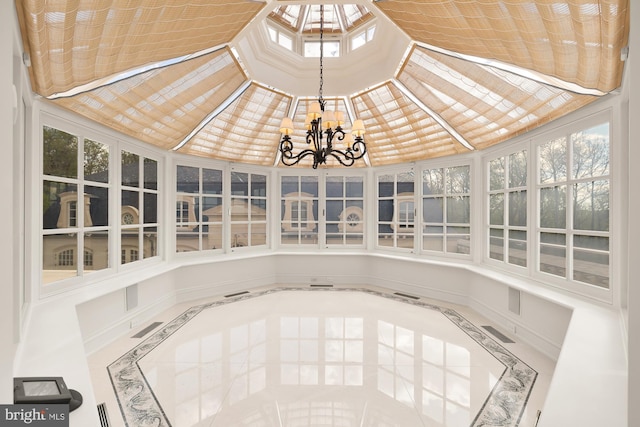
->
<box><xmin>42</xmin><ymin>125</ymin><xmax>111</xmax><ymax>285</ymax></box>
<box><xmin>488</xmin><ymin>151</ymin><xmax>528</xmax><ymax>267</ymax></box>
<box><xmin>267</xmin><ymin>25</ymin><xmax>293</xmax><ymax>51</ymax></box>
<box><xmin>422</xmin><ymin>165</ymin><xmax>471</xmax><ymax>254</ymax></box>
<box><xmin>351</xmin><ymin>25</ymin><xmax>375</xmax><ymax>50</ymax></box>
<box><xmin>230</xmin><ymin>170</ymin><xmax>268</xmax><ymax>249</ymax></box>
<box><xmin>377</xmin><ymin>170</ymin><xmax>415</xmax><ymax>250</ymax></box>
<box><xmin>176</xmin><ymin>165</ymin><xmax>223</xmax><ymax>252</ymax></box>
<box><xmin>281</xmin><ymin>176</ymin><xmax>318</xmax><ymax>245</ymax></box>
<box><xmin>121</xmin><ymin>152</ymin><xmax>158</xmax><ymax>265</ymax></box>
<box><xmin>326</xmin><ymin>175</ymin><xmax>364</xmax><ymax>246</ymax></box>
<box><xmin>537</xmin><ymin>121</ymin><xmax>610</xmax><ymax>288</ymax></box>
<box><xmin>304</xmin><ymin>40</ymin><xmax>340</xmax><ymax>57</ymax></box>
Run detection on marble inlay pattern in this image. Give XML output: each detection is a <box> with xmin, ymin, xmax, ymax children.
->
<box><xmin>107</xmin><ymin>287</ymin><xmax>538</xmax><ymax>427</ymax></box>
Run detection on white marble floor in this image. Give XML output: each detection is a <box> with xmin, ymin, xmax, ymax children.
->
<box><xmin>87</xmin><ymin>286</ymin><xmax>555</xmax><ymax>427</ymax></box>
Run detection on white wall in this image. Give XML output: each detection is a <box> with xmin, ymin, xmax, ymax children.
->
<box><xmin>627</xmin><ymin>1</ymin><xmax>639</xmax><ymax>425</ymax></box>
<box><xmin>0</xmin><ymin>0</ymin><xmax>16</xmax><ymax>405</ymax></box>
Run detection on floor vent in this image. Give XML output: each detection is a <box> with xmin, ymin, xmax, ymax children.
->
<box><xmin>482</xmin><ymin>325</ymin><xmax>515</xmax><ymax>343</ymax></box>
<box><xmin>224</xmin><ymin>290</ymin><xmax>250</xmax><ymax>298</ymax></box>
<box><xmin>393</xmin><ymin>292</ymin><xmax>420</xmax><ymax>300</ymax></box>
<box><xmin>97</xmin><ymin>403</ymin><xmax>110</xmax><ymax>427</ymax></box>
<box><xmin>131</xmin><ymin>322</ymin><xmax>163</xmax><ymax>338</ymax></box>
<box><xmin>310</xmin><ymin>284</ymin><xmax>333</xmax><ymax>287</ymax></box>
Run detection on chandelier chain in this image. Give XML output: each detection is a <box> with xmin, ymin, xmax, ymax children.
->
<box><xmin>318</xmin><ymin>4</ymin><xmax>324</xmax><ymax>108</ymax></box>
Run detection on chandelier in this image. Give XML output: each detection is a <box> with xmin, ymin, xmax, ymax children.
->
<box><xmin>278</xmin><ymin>5</ymin><xmax>367</xmax><ymax>169</ymax></box>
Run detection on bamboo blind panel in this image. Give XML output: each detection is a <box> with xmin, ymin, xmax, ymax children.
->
<box><xmin>397</xmin><ymin>45</ymin><xmax>597</xmax><ymax>151</ymax></box>
<box><xmin>375</xmin><ymin>0</ymin><xmax>629</xmax><ymax>93</ymax></box>
<box><xmin>277</xmin><ymin>97</ymin><xmax>367</xmax><ymax>169</ymax></box>
<box><xmin>352</xmin><ymin>83</ymin><xmax>468</xmax><ymax>166</ymax></box>
<box><xmin>53</xmin><ymin>48</ymin><xmax>247</xmax><ymax>151</ymax></box>
<box><xmin>15</xmin><ymin>0</ymin><xmax>265</xmax><ymax>97</ymax></box>
<box><xmin>179</xmin><ymin>83</ymin><xmax>291</xmax><ymax>166</ymax></box>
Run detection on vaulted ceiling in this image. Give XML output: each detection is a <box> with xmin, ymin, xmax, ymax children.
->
<box><xmin>15</xmin><ymin>0</ymin><xmax>630</xmax><ymax>168</ymax></box>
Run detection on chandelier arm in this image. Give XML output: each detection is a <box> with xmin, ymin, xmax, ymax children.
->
<box><xmin>326</xmin><ymin>149</ymin><xmax>356</xmax><ymax>167</ymax></box>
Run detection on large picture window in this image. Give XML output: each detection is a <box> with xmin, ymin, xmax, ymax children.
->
<box><xmin>42</xmin><ymin>125</ymin><xmax>111</xmax><ymax>284</ymax></box>
<box><xmin>326</xmin><ymin>175</ymin><xmax>364</xmax><ymax>246</ymax></box>
<box><xmin>176</xmin><ymin>165</ymin><xmax>223</xmax><ymax>252</ymax></box>
<box><xmin>230</xmin><ymin>170</ymin><xmax>268</xmax><ymax>249</ymax></box>
<box><xmin>377</xmin><ymin>171</ymin><xmax>415</xmax><ymax>250</ymax></box>
<box><xmin>537</xmin><ymin>121</ymin><xmax>610</xmax><ymax>288</ymax></box>
<box><xmin>121</xmin><ymin>151</ymin><xmax>159</xmax><ymax>265</ymax></box>
<box><xmin>281</xmin><ymin>176</ymin><xmax>318</xmax><ymax>245</ymax></box>
<box><xmin>421</xmin><ymin>165</ymin><xmax>471</xmax><ymax>255</ymax></box>
<box><xmin>488</xmin><ymin>151</ymin><xmax>527</xmax><ymax>266</ymax></box>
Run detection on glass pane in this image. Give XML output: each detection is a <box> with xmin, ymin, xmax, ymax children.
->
<box><xmin>508</xmin><ymin>151</ymin><xmax>527</xmax><ymax>188</ymax></box>
<box><xmin>231</xmin><ymin>224</ymin><xmax>249</xmax><ymax>248</ymax></box>
<box><xmin>378</xmin><ymin>200</ymin><xmax>394</xmax><ymax>222</ymax></box>
<box><xmin>86</xmin><ymin>185</ymin><xmax>108</xmax><ymax>227</ymax></box>
<box><xmin>447</xmin><ymin>234</ymin><xmax>470</xmax><ymax>254</ymax></box>
<box><xmin>489</xmin><ymin>194</ymin><xmax>504</xmax><ymax>226</ymax></box>
<box><xmin>206</xmin><ymin>224</ymin><xmax>223</xmax><ymax>250</ymax></box>
<box><xmin>540</xmin><ymin>186</ymin><xmax>566</xmax><ymax>229</ymax></box>
<box><xmin>489</xmin><ymin>228</ymin><xmax>504</xmax><ymax>261</ymax></box>
<box><xmin>176</xmin><ymin>231</ymin><xmax>198</xmax><ymax>253</ymax></box>
<box><xmin>143</xmin><ymin>158</ymin><xmax>158</xmax><ymax>190</ymax></box>
<box><xmin>539</xmin><ymin>137</ymin><xmax>566</xmax><ymax>184</ymax></box>
<box><xmin>42</xmin><ymin>233</ymin><xmax>78</xmax><ymax>284</ymax></box>
<box><xmin>43</xmin><ymin>181</ymin><xmax>77</xmax><ymax>229</ymax></box>
<box><xmin>121</xmin><ymin>151</ymin><xmax>139</xmax><ymax>187</ymax></box>
<box><xmin>397</xmin><ymin>172</ymin><xmax>414</xmax><ymax>195</ymax></box>
<box><xmin>143</xmin><ymin>227</ymin><xmax>158</xmax><ymax>259</ymax></box>
<box><xmin>489</xmin><ymin>158</ymin><xmax>504</xmax><ymax>191</ymax></box>
<box><xmin>231</xmin><ymin>198</ymin><xmax>249</xmax><ymax>222</ymax></box>
<box><xmin>84</xmin><ymin>231</ymin><xmax>109</xmax><ymax>272</ymax></box>
<box><xmin>573</xmin><ymin>181</ymin><xmax>609</xmax><ymax>231</ymax></box>
<box><xmin>326</xmin><ymin>176</ymin><xmax>344</xmax><ymax>198</ymax></box>
<box><xmin>446</xmin><ymin>196</ymin><xmax>470</xmax><ymax>223</ymax></box>
<box><xmin>177</xmin><ymin>165</ymin><xmax>199</xmax><ymax>193</ymax></box>
<box><xmin>121</xmin><ymin>228</ymin><xmax>139</xmax><ymax>264</ymax></box>
<box><xmin>573</xmin><ymin>235</ymin><xmax>609</xmax><ymax>288</ymax></box>
<box><xmin>251</xmin><ymin>199</ymin><xmax>267</xmax><ymax>221</ymax></box>
<box><xmin>572</xmin><ymin>123</ymin><xmax>609</xmax><ymax>179</ymax></box>
<box><xmin>282</xmin><ymin>176</ymin><xmax>299</xmax><ymax>195</ymax></box>
<box><xmin>508</xmin><ymin>230</ymin><xmax>527</xmax><ymax>267</ymax></box>
<box><xmin>203</xmin><ymin>197</ymin><xmax>223</xmax><ymax>222</ymax></box>
<box><xmin>327</xmin><ymin>200</ymin><xmax>344</xmax><ymax>222</ymax></box>
<box><xmin>252</xmin><ymin>174</ymin><xmax>267</xmax><ymax>197</ymax></box>
<box><xmin>346</xmin><ymin>177</ymin><xmax>363</xmax><ymax>197</ymax></box>
<box><xmin>251</xmin><ymin>227</ymin><xmax>267</xmax><ymax>246</ymax></box>
<box><xmin>43</xmin><ymin>126</ymin><xmax>78</xmax><ymax>178</ymax></box>
<box><xmin>539</xmin><ymin>232</ymin><xmax>566</xmax><ymax>278</ymax></box>
<box><xmin>446</xmin><ymin>166</ymin><xmax>470</xmax><ymax>194</ymax></box>
<box><xmin>203</xmin><ymin>168</ymin><xmax>223</xmax><ymax>194</ymax></box>
<box><xmin>508</xmin><ymin>190</ymin><xmax>527</xmax><ymax>227</ymax></box>
<box><xmin>423</xmin><ymin>197</ymin><xmax>444</xmax><ymax>223</ymax></box>
<box><xmin>121</xmin><ymin>190</ymin><xmax>139</xmax><ymax>225</ymax></box>
<box><xmin>231</xmin><ymin>171</ymin><xmax>249</xmax><ymax>196</ymax></box>
<box><xmin>143</xmin><ymin>193</ymin><xmax>157</xmax><ymax>224</ymax></box>
<box><xmin>84</xmin><ymin>139</ymin><xmax>109</xmax><ymax>183</ymax></box>
<box><xmin>423</xmin><ymin>234</ymin><xmax>443</xmax><ymax>252</ymax></box>
<box><xmin>423</xmin><ymin>168</ymin><xmax>444</xmax><ymax>194</ymax></box>
<box><xmin>300</xmin><ymin>176</ymin><xmax>318</xmax><ymax>196</ymax></box>
<box><xmin>378</xmin><ymin>174</ymin><xmax>394</xmax><ymax>197</ymax></box>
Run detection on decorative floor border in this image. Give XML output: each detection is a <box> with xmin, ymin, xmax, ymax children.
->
<box><xmin>107</xmin><ymin>287</ymin><xmax>537</xmax><ymax>427</ymax></box>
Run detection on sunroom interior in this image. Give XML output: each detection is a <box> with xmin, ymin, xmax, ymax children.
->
<box><xmin>2</xmin><ymin>1</ymin><xmax>638</xmax><ymax>426</ymax></box>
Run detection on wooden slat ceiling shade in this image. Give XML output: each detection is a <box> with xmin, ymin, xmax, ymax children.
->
<box><xmin>396</xmin><ymin>45</ymin><xmax>598</xmax><ymax>151</ymax></box>
<box><xmin>53</xmin><ymin>48</ymin><xmax>248</xmax><ymax>151</ymax></box>
<box><xmin>376</xmin><ymin>0</ymin><xmax>629</xmax><ymax>93</ymax></box>
<box><xmin>15</xmin><ymin>0</ymin><xmax>265</xmax><ymax>97</ymax></box>
<box><xmin>178</xmin><ymin>83</ymin><xmax>292</xmax><ymax>166</ymax></box>
<box><xmin>352</xmin><ymin>83</ymin><xmax>468</xmax><ymax>166</ymax></box>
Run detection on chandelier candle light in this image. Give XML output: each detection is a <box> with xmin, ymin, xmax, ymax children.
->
<box><xmin>279</xmin><ymin>5</ymin><xmax>367</xmax><ymax>169</ymax></box>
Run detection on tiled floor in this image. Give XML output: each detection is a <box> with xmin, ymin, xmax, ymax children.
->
<box><xmin>87</xmin><ymin>286</ymin><xmax>555</xmax><ymax>427</ymax></box>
